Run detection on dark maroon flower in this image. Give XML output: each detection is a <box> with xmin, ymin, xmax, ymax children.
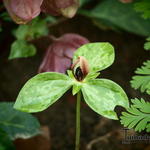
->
<box><xmin>3</xmin><ymin>0</ymin><xmax>43</xmax><ymax>24</ymax></box>
<box><xmin>3</xmin><ymin>0</ymin><xmax>79</xmax><ymax>24</ymax></box>
<box><xmin>41</xmin><ymin>0</ymin><xmax>79</xmax><ymax>18</ymax></box>
<box><xmin>38</xmin><ymin>33</ymin><xmax>89</xmax><ymax>74</ymax></box>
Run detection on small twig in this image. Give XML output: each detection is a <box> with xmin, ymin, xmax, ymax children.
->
<box><xmin>86</xmin><ymin>131</ymin><xmax>113</xmax><ymax>150</ymax></box>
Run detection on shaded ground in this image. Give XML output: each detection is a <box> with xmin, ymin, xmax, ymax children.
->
<box><xmin>0</xmin><ymin>16</ymin><xmax>150</xmax><ymax>150</ymax></box>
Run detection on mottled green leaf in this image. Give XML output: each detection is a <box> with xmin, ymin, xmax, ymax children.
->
<box><xmin>73</xmin><ymin>42</ymin><xmax>115</xmax><ymax>73</ymax></box>
<box><xmin>9</xmin><ymin>40</ymin><xmax>36</xmax><ymax>59</ymax></box>
<box><xmin>84</xmin><ymin>72</ymin><xmax>100</xmax><ymax>81</ymax></box>
<box><xmin>0</xmin><ymin>102</ymin><xmax>40</xmax><ymax>140</ymax></box>
<box><xmin>14</xmin><ymin>72</ymin><xmax>73</xmax><ymax>112</ymax></box>
<box><xmin>81</xmin><ymin>79</ymin><xmax>129</xmax><ymax>120</ymax></box>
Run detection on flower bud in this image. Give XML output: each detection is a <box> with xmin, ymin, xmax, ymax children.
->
<box><xmin>3</xmin><ymin>0</ymin><xmax>43</xmax><ymax>24</ymax></box>
<box><xmin>72</xmin><ymin>56</ymin><xmax>90</xmax><ymax>81</ymax></box>
<box><xmin>41</xmin><ymin>0</ymin><xmax>79</xmax><ymax>18</ymax></box>
<box><xmin>60</xmin><ymin>0</ymin><xmax>79</xmax><ymax>18</ymax></box>
<box><xmin>38</xmin><ymin>33</ymin><xmax>89</xmax><ymax>74</ymax></box>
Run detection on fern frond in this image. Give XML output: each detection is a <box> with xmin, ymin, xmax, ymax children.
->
<box><xmin>120</xmin><ymin>98</ymin><xmax>150</xmax><ymax>132</ymax></box>
<box><xmin>144</xmin><ymin>37</ymin><xmax>150</xmax><ymax>50</ymax></box>
<box><xmin>131</xmin><ymin>60</ymin><xmax>150</xmax><ymax>94</ymax></box>
<box><xmin>134</xmin><ymin>0</ymin><xmax>150</xmax><ymax>19</ymax></box>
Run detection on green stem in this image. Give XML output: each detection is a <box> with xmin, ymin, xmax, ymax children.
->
<box><xmin>75</xmin><ymin>91</ymin><xmax>81</xmax><ymax>150</ymax></box>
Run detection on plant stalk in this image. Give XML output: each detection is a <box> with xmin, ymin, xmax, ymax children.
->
<box><xmin>75</xmin><ymin>91</ymin><xmax>81</xmax><ymax>150</ymax></box>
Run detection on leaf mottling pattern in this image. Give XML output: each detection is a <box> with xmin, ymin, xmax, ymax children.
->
<box><xmin>73</xmin><ymin>42</ymin><xmax>115</xmax><ymax>73</ymax></box>
<box><xmin>81</xmin><ymin>79</ymin><xmax>129</xmax><ymax>120</ymax></box>
<box><xmin>14</xmin><ymin>72</ymin><xmax>73</xmax><ymax>112</ymax></box>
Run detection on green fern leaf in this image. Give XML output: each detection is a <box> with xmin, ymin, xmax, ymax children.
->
<box><xmin>120</xmin><ymin>98</ymin><xmax>150</xmax><ymax>132</ymax></box>
<box><xmin>131</xmin><ymin>60</ymin><xmax>150</xmax><ymax>94</ymax></box>
<box><xmin>144</xmin><ymin>42</ymin><xmax>150</xmax><ymax>50</ymax></box>
<box><xmin>144</xmin><ymin>37</ymin><xmax>150</xmax><ymax>50</ymax></box>
<box><xmin>146</xmin><ymin>124</ymin><xmax>150</xmax><ymax>132</ymax></box>
<box><xmin>131</xmin><ymin>98</ymin><xmax>150</xmax><ymax>113</ymax></box>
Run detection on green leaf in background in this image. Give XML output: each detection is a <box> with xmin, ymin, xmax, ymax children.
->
<box><xmin>9</xmin><ymin>40</ymin><xmax>36</xmax><ymax>59</ymax></box>
<box><xmin>0</xmin><ymin>12</ymin><xmax>12</xmax><ymax>22</ymax></box>
<box><xmin>80</xmin><ymin>0</ymin><xmax>150</xmax><ymax>36</ymax></box>
<box><xmin>134</xmin><ymin>0</ymin><xmax>150</xmax><ymax>19</ymax></box>
<box><xmin>144</xmin><ymin>37</ymin><xmax>150</xmax><ymax>50</ymax></box>
<box><xmin>144</xmin><ymin>42</ymin><xmax>150</xmax><ymax>50</ymax></box>
<box><xmin>73</xmin><ymin>42</ymin><xmax>115</xmax><ymax>73</ymax></box>
<box><xmin>120</xmin><ymin>98</ymin><xmax>150</xmax><ymax>132</ymax></box>
<box><xmin>45</xmin><ymin>16</ymin><xmax>57</xmax><ymax>24</ymax></box>
<box><xmin>131</xmin><ymin>60</ymin><xmax>150</xmax><ymax>95</ymax></box>
<box><xmin>80</xmin><ymin>0</ymin><xmax>92</xmax><ymax>7</ymax></box>
<box><xmin>14</xmin><ymin>72</ymin><xmax>73</xmax><ymax>113</ymax></box>
<box><xmin>13</xmin><ymin>17</ymin><xmax>49</xmax><ymax>41</ymax></box>
<box><xmin>0</xmin><ymin>129</ymin><xmax>15</xmax><ymax>150</ymax></box>
<box><xmin>9</xmin><ymin>16</ymin><xmax>53</xmax><ymax>59</ymax></box>
<box><xmin>0</xmin><ymin>102</ymin><xmax>40</xmax><ymax>140</ymax></box>
<box><xmin>81</xmin><ymin>79</ymin><xmax>129</xmax><ymax>120</ymax></box>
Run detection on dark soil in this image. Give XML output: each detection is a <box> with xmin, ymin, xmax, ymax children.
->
<box><xmin>0</xmin><ymin>16</ymin><xmax>150</xmax><ymax>150</ymax></box>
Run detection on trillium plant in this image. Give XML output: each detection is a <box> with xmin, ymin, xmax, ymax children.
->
<box><xmin>14</xmin><ymin>42</ymin><xmax>129</xmax><ymax>150</ymax></box>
